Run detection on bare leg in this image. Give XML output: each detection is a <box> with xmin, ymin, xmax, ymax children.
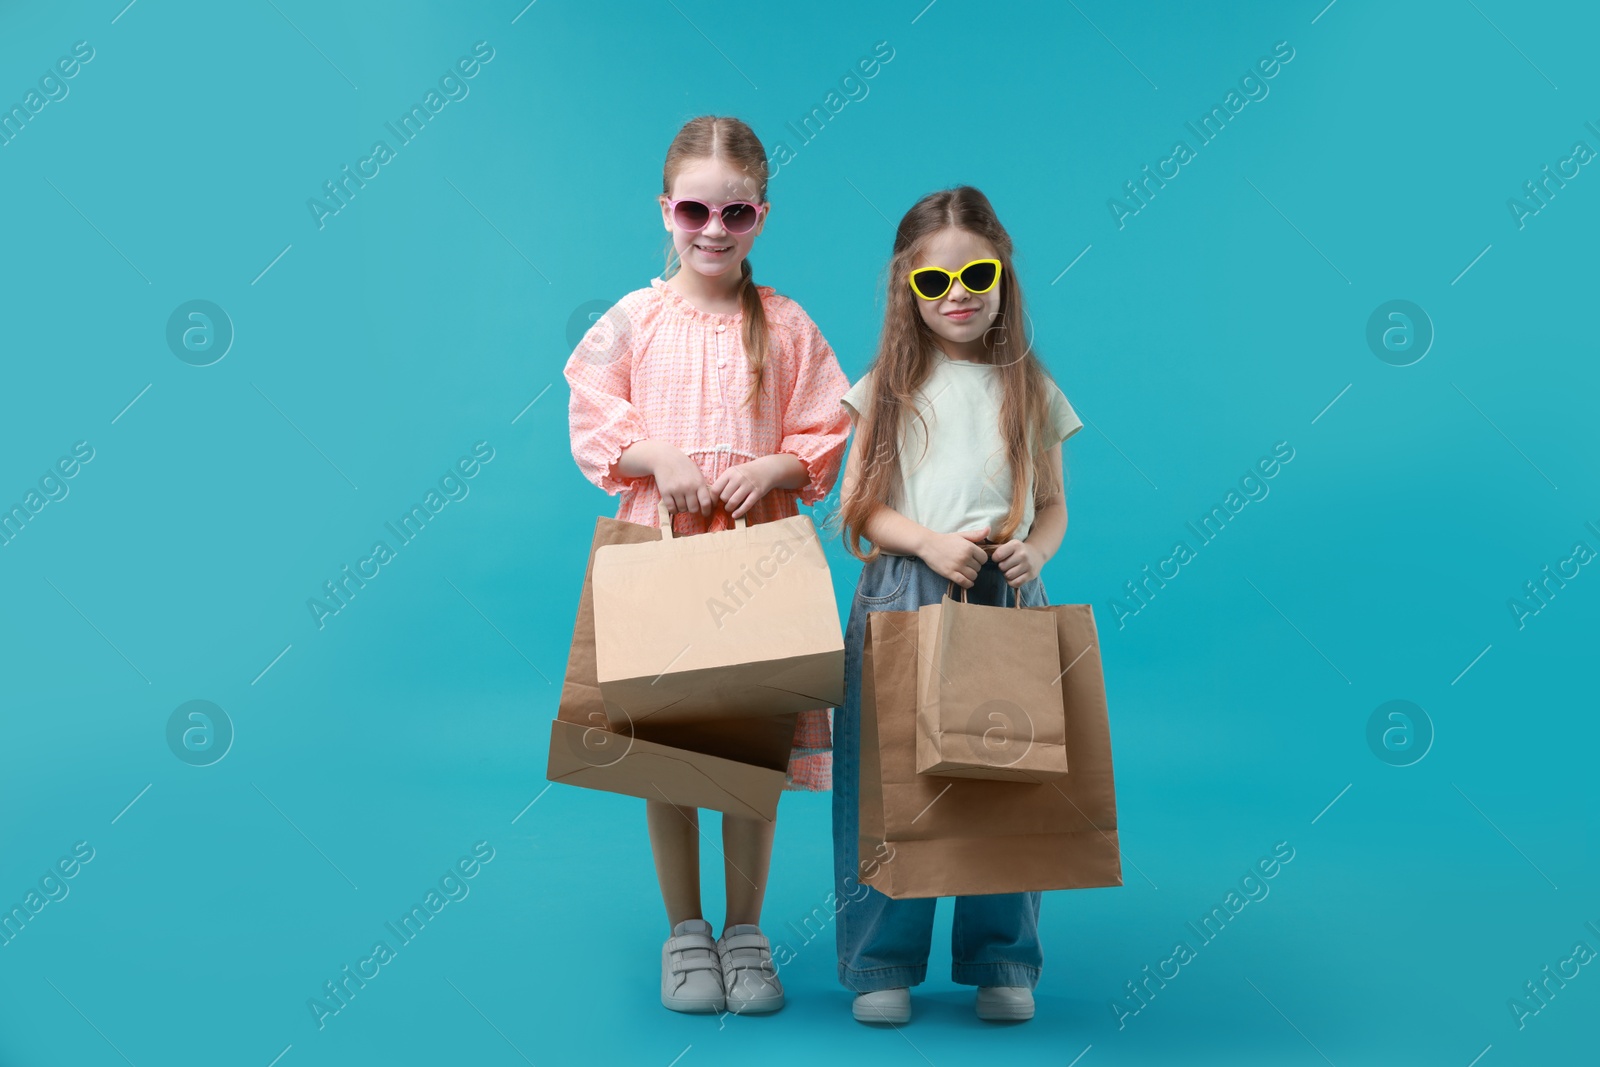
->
<box><xmin>722</xmin><ymin>813</ymin><xmax>777</xmax><ymax>931</ymax></box>
<box><xmin>646</xmin><ymin>801</ymin><xmax>703</xmax><ymax>929</ymax></box>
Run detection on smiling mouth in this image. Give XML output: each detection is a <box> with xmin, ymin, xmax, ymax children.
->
<box><xmin>944</xmin><ymin>308</ymin><xmax>977</xmax><ymax>319</ymax></box>
<box><xmin>696</xmin><ymin>243</ymin><xmax>733</xmax><ymax>254</ymax></box>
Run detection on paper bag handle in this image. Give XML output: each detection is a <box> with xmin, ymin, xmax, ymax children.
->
<box><xmin>944</xmin><ymin>578</ymin><xmax>1026</xmax><ymax>608</ymax></box>
<box><xmin>656</xmin><ymin>499</ymin><xmax>748</xmax><ymax>540</ymax></box>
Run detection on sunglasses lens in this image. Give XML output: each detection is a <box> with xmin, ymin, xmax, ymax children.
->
<box><xmin>720</xmin><ymin>202</ymin><xmax>759</xmax><ymax>234</ymax></box>
<box><xmin>960</xmin><ymin>261</ymin><xmax>998</xmax><ymax>293</ymax></box>
<box><xmin>911</xmin><ymin>270</ymin><xmax>950</xmax><ymax>300</ymax></box>
<box><xmin>672</xmin><ymin>200</ymin><xmax>711</xmax><ymax>230</ymax></box>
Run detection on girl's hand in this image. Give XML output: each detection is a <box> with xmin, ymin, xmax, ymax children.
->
<box><xmin>920</xmin><ymin>527</ymin><xmax>990</xmax><ymax>588</ymax></box>
<box><xmin>653</xmin><ymin>446</ymin><xmax>714</xmax><ymax>517</ymax></box>
<box><xmin>709</xmin><ymin>458</ymin><xmax>776</xmax><ymax>519</ymax></box>
<box><xmin>992</xmin><ymin>539</ymin><xmax>1044</xmax><ymax>587</ymax></box>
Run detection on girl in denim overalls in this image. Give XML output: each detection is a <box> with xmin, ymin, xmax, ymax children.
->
<box><xmin>832</xmin><ymin>185</ymin><xmax>1083</xmax><ymax>1024</ymax></box>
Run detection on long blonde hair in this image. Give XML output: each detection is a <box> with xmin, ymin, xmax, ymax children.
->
<box><xmin>662</xmin><ymin>115</ymin><xmax>771</xmax><ymax>405</ymax></box>
<box><xmin>841</xmin><ymin>185</ymin><xmax>1064</xmax><ymax>561</ymax></box>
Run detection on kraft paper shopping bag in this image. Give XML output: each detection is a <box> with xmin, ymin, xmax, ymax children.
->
<box><xmin>915</xmin><ymin>585</ymin><xmax>1068</xmax><ymax>782</ymax></box>
<box><xmin>591</xmin><ymin>504</ymin><xmax>844</xmax><ymax>727</ymax></box>
<box><xmin>546</xmin><ymin>515</ymin><xmax>795</xmax><ymax>821</ymax></box>
<box><xmin>859</xmin><ymin>606</ymin><xmax>1120</xmax><ymax>899</ymax></box>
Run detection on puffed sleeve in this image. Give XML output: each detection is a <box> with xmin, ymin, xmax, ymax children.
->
<box><xmin>564</xmin><ymin>299</ymin><xmax>649</xmax><ymax>494</ymax></box>
<box><xmin>775</xmin><ymin>313</ymin><xmax>852</xmax><ymax>506</ymax></box>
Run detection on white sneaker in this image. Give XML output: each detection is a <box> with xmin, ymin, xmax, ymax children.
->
<box><xmin>975</xmin><ymin>985</ymin><xmax>1034</xmax><ymax>1021</ymax></box>
<box><xmin>852</xmin><ymin>987</ymin><xmax>911</xmax><ymax>1024</ymax></box>
<box><xmin>661</xmin><ymin>919</ymin><xmax>725</xmax><ymax>1013</ymax></box>
<box><xmin>716</xmin><ymin>924</ymin><xmax>784</xmax><ymax>1014</ymax></box>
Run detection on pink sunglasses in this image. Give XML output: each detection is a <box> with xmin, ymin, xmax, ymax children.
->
<box><xmin>662</xmin><ymin>197</ymin><xmax>766</xmax><ymax>235</ymax></box>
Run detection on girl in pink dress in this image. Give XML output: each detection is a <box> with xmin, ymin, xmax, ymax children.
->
<box><xmin>563</xmin><ymin>115</ymin><xmax>850</xmax><ymax>1016</ymax></box>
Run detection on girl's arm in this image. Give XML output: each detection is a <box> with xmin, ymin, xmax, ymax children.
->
<box><xmin>709</xmin><ymin>454</ymin><xmax>807</xmax><ymax>519</ymax></box>
<box><xmin>993</xmin><ymin>443</ymin><xmax>1067</xmax><ymax>587</ymax></box>
<box><xmin>841</xmin><ymin>435</ymin><xmax>989</xmax><ymax>587</ymax></box>
<box><xmin>620</xmin><ymin>444</ymin><xmax>807</xmax><ymax>518</ymax></box>
<box><xmin>565</xmin><ymin>297</ymin><xmax>669</xmax><ymax>501</ymax></box>
<box><xmin>615</xmin><ymin>440</ymin><xmax>717</xmax><ymax>517</ymax></box>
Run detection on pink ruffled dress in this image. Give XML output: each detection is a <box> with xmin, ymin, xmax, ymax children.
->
<box><xmin>564</xmin><ymin>277</ymin><xmax>850</xmax><ymax>790</ymax></box>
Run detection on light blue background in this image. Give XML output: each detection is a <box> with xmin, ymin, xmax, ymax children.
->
<box><xmin>1</xmin><ymin>1</ymin><xmax>1595</xmax><ymax>1064</ymax></box>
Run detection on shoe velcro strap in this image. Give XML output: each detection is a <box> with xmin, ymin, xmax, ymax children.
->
<box><xmin>722</xmin><ymin>955</ymin><xmax>774</xmax><ymax>973</ymax></box>
<box><xmin>668</xmin><ymin>934</ymin><xmax>717</xmax><ymax>953</ymax></box>
<box><xmin>719</xmin><ymin>934</ymin><xmax>771</xmax><ymax>954</ymax></box>
<box><xmin>669</xmin><ymin>955</ymin><xmax>723</xmax><ymax>974</ymax></box>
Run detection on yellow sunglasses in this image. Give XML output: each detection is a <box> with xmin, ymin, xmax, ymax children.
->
<box><xmin>907</xmin><ymin>258</ymin><xmax>1002</xmax><ymax>301</ymax></box>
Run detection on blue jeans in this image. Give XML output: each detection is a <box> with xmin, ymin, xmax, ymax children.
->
<box><xmin>831</xmin><ymin>551</ymin><xmax>1047</xmax><ymax>992</ymax></box>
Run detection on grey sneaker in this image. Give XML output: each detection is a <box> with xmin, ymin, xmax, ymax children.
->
<box><xmin>852</xmin><ymin>987</ymin><xmax>911</xmax><ymax>1024</ymax></box>
<box><xmin>661</xmin><ymin>919</ymin><xmax>725</xmax><ymax>1013</ymax></box>
<box><xmin>716</xmin><ymin>924</ymin><xmax>784</xmax><ymax>1014</ymax></box>
<box><xmin>975</xmin><ymin>985</ymin><xmax>1034</xmax><ymax>1021</ymax></box>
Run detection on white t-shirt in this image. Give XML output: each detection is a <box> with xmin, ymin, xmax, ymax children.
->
<box><xmin>840</xmin><ymin>352</ymin><xmax>1083</xmax><ymax>542</ymax></box>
